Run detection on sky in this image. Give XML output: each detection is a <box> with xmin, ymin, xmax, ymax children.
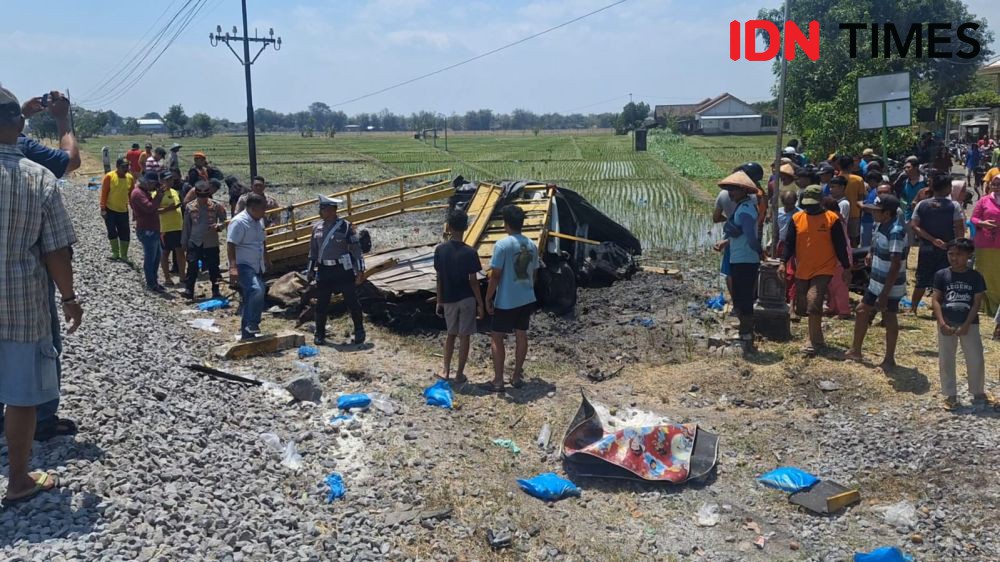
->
<box><xmin>2</xmin><ymin>0</ymin><xmax>998</xmax><ymax>121</ymax></box>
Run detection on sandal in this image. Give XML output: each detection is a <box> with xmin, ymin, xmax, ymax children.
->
<box><xmin>454</xmin><ymin>374</ymin><xmax>468</xmax><ymax>385</ymax></box>
<box><xmin>34</xmin><ymin>417</ymin><xmax>78</xmax><ymax>442</ymax></box>
<box><xmin>2</xmin><ymin>472</ymin><xmax>59</xmax><ymax>507</ymax></box>
<box><xmin>482</xmin><ymin>382</ymin><xmax>505</xmax><ymax>394</ymax></box>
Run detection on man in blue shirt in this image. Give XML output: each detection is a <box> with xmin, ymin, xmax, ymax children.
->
<box><xmin>484</xmin><ymin>205</ymin><xmax>538</xmax><ymax>393</ymax></box>
<box><xmin>714</xmin><ymin>171</ymin><xmax>760</xmax><ymax>342</ymax></box>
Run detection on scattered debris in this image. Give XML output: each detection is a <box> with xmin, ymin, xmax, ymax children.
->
<box><xmin>536</xmin><ymin>423</ymin><xmax>551</xmax><ymax>449</ymax></box>
<box><xmin>789</xmin><ymin>480</ymin><xmax>861</xmax><ymax>514</ymax></box>
<box><xmin>184</xmin><ymin>364</ymin><xmax>264</xmax><ymax>386</ymax></box>
<box><xmin>337</xmin><ymin>394</ymin><xmax>371</xmax><ymax>411</ymax></box>
<box><xmin>187</xmin><ymin>318</ymin><xmax>221</xmax><ymax>332</ymax></box>
<box><xmin>706</xmin><ymin>293</ymin><xmax>726</xmax><ymax>311</ymax></box>
<box><xmin>423</xmin><ymin>379</ymin><xmax>453</xmax><ymax>409</ymax></box>
<box><xmin>324</xmin><ymin>472</ymin><xmax>345</xmax><ymax>502</ymax></box>
<box><xmin>874</xmin><ymin>501</ymin><xmax>918</xmax><ymax>530</ymax></box>
<box><xmin>585</xmin><ymin>364</ymin><xmax>626</xmax><ymax>382</ymax></box>
<box><xmin>196</xmin><ymin>298</ymin><xmax>229</xmax><ymax>311</ymax></box>
<box><xmin>696</xmin><ymin>503</ymin><xmax>720</xmax><ymax>527</ymax></box>
<box><xmin>298</xmin><ymin>345</ymin><xmax>319</xmax><ymax>358</ymax></box>
<box><xmin>259</xmin><ymin>432</ymin><xmax>303</xmax><ymax>471</ymax></box>
<box><xmin>285</xmin><ymin>372</ymin><xmax>323</xmax><ymax>403</ymax></box>
<box><xmin>743</xmin><ymin>519</ymin><xmax>762</xmax><ymax>534</ymax></box>
<box><xmin>215</xmin><ymin>332</ymin><xmax>306</xmax><ymax>360</ymax></box>
<box><xmin>492</xmin><ymin>439</ymin><xmax>521</xmax><ymax>456</ymax></box>
<box><xmin>368</xmin><ymin>393</ymin><xmax>398</xmax><ymax>415</ymax></box>
<box><xmin>517</xmin><ymin>472</ymin><xmax>580</xmax><ymax>501</ymax></box>
<box><xmin>486</xmin><ymin>528</ymin><xmax>512</xmax><ymax>550</ymax></box>
<box><xmin>508</xmin><ymin>413</ymin><xmax>525</xmax><ymax>429</ymax></box>
<box><xmin>562</xmin><ymin>393</ymin><xmax>718</xmax><ymax>483</ymax></box>
<box><xmin>628</xmin><ymin>317</ymin><xmax>655</xmax><ymax>328</ymax></box>
<box><xmin>328</xmin><ymin>414</ymin><xmax>353</xmax><ymax>426</ymax></box>
<box><xmin>818</xmin><ymin>380</ymin><xmax>842</xmax><ymax>391</ymax></box>
<box><xmin>753</xmin><ymin>535</ymin><xmax>767</xmax><ymax>549</ymax></box>
<box><xmin>757</xmin><ymin>467</ymin><xmax>819</xmax><ymax>493</ymax></box>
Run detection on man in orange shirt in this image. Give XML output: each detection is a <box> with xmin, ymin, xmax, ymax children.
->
<box><xmin>125</xmin><ymin>143</ymin><xmax>143</xmax><ymax>176</ymax></box>
<box><xmin>837</xmin><ymin>155</ymin><xmax>865</xmax><ymax>247</ymax></box>
<box><xmin>780</xmin><ymin>185</ymin><xmax>852</xmax><ymax>356</ymax></box>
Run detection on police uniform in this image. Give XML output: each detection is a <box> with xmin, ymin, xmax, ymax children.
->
<box><xmin>308</xmin><ymin>195</ymin><xmax>366</xmax><ymax>344</ymax></box>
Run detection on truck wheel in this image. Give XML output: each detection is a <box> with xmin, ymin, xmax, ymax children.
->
<box><xmin>538</xmin><ymin>262</ymin><xmax>577</xmax><ymax>314</ymax></box>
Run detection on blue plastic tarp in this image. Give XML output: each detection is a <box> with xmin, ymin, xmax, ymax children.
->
<box><xmin>706</xmin><ymin>293</ymin><xmax>726</xmax><ymax>311</ymax></box>
<box><xmin>757</xmin><ymin>467</ymin><xmax>819</xmax><ymax>493</ymax></box>
<box><xmin>298</xmin><ymin>345</ymin><xmax>319</xmax><ymax>358</ymax></box>
<box><xmin>517</xmin><ymin>472</ymin><xmax>581</xmax><ymax>501</ymax></box>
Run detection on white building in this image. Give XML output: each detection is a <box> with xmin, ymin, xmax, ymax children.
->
<box><xmin>137</xmin><ymin>118</ymin><xmax>167</xmax><ymax>134</ymax></box>
<box><xmin>654</xmin><ymin>93</ymin><xmax>778</xmax><ymax>135</ymax></box>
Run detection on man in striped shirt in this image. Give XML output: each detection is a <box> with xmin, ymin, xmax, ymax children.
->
<box><xmin>0</xmin><ymin>87</ymin><xmax>82</xmax><ymax>504</ymax></box>
<box><xmin>847</xmin><ymin>194</ymin><xmax>906</xmax><ymax>371</ymax></box>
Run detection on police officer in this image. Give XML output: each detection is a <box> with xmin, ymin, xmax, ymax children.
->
<box><xmin>307</xmin><ymin>195</ymin><xmax>366</xmax><ymax>345</ymax></box>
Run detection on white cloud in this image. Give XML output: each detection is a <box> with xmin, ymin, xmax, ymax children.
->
<box><xmin>385</xmin><ymin>29</ymin><xmax>451</xmax><ymax>49</ymax></box>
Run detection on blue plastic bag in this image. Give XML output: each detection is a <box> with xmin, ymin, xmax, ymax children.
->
<box><xmin>325</xmin><ymin>472</ymin><xmax>345</xmax><ymax>502</ymax></box>
<box><xmin>706</xmin><ymin>292</ymin><xmax>726</xmax><ymax>311</ymax></box>
<box><xmin>899</xmin><ymin>297</ymin><xmax>926</xmax><ymax>309</ymax></box>
<box><xmin>423</xmin><ymin>379</ymin><xmax>453</xmax><ymax>409</ymax></box>
<box><xmin>854</xmin><ymin>546</ymin><xmax>913</xmax><ymax>562</ymax></box>
<box><xmin>337</xmin><ymin>393</ymin><xmax>371</xmax><ymax>410</ymax></box>
<box><xmin>757</xmin><ymin>467</ymin><xmax>819</xmax><ymax>493</ymax></box>
<box><xmin>517</xmin><ymin>472</ymin><xmax>581</xmax><ymax>501</ymax></box>
<box><xmin>197</xmin><ymin>298</ymin><xmax>229</xmax><ymax>311</ymax></box>
<box><xmin>329</xmin><ymin>414</ymin><xmax>353</xmax><ymax>425</ymax></box>
<box><xmin>298</xmin><ymin>345</ymin><xmax>318</xmax><ymax>358</ymax></box>
<box><xmin>629</xmin><ymin>317</ymin><xmax>655</xmax><ymax>328</ymax></box>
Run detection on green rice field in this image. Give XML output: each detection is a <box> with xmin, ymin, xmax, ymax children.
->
<box><xmin>81</xmin><ymin>132</ymin><xmax>776</xmax><ymax>259</ymax></box>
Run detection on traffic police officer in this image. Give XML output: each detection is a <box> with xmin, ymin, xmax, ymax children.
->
<box><xmin>307</xmin><ymin>194</ymin><xmax>366</xmax><ymax>345</ymax></box>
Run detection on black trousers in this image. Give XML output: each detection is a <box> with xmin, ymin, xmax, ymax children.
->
<box><xmin>315</xmin><ymin>264</ymin><xmax>364</xmax><ymax>337</ymax></box>
<box><xmin>104</xmin><ymin>210</ymin><xmax>130</xmax><ymax>241</ymax></box>
<box><xmin>185</xmin><ymin>244</ymin><xmax>222</xmax><ymax>294</ymax></box>
<box><xmin>729</xmin><ymin>262</ymin><xmax>759</xmax><ymax>317</ymax></box>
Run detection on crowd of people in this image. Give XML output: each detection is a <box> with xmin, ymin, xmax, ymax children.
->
<box><xmin>714</xmin><ymin>136</ymin><xmax>1000</xmax><ymax>411</ymax></box>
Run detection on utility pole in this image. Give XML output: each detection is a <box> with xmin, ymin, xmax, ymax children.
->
<box><xmin>210</xmin><ymin>0</ymin><xmax>281</xmax><ymax>178</ymax></box>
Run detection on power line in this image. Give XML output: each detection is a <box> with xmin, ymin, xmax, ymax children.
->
<box><xmin>79</xmin><ymin>0</ymin><xmax>197</xmax><ymax>103</ymax></box>
<box><xmin>84</xmin><ymin>0</ymin><xmax>212</xmax><ymax>107</ymax></box>
<box><xmin>79</xmin><ymin>0</ymin><xmax>183</xmax><ymax>99</ymax></box>
<box><xmin>330</xmin><ymin>0</ymin><xmax>630</xmax><ymax>108</ymax></box>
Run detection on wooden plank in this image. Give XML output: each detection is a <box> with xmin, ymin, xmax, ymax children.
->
<box><xmin>463</xmin><ymin>183</ymin><xmax>503</xmax><ymax>246</ymax></box>
<box><xmin>548</xmin><ymin>231</ymin><xmax>601</xmax><ymax>245</ymax></box>
<box><xmin>215</xmin><ymin>332</ymin><xmax>305</xmax><ymax>360</ymax></box>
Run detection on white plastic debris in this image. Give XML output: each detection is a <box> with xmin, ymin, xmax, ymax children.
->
<box><xmin>368</xmin><ymin>393</ymin><xmax>398</xmax><ymax>415</ymax></box>
<box><xmin>874</xmin><ymin>501</ymin><xmax>918</xmax><ymax>530</ymax></box>
<box><xmin>258</xmin><ymin>432</ymin><xmax>303</xmax><ymax>471</ymax></box>
<box><xmin>536</xmin><ymin>423</ymin><xmax>551</xmax><ymax>449</ymax></box>
<box><xmin>187</xmin><ymin>318</ymin><xmax>220</xmax><ymax>332</ymax></box>
<box><xmin>696</xmin><ymin>503</ymin><xmax>720</xmax><ymax>527</ymax></box>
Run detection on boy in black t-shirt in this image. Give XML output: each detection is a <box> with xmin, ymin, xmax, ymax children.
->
<box><xmin>433</xmin><ymin>209</ymin><xmax>485</xmax><ymax>384</ymax></box>
<box><xmin>932</xmin><ymin>238</ymin><xmax>993</xmax><ymax>410</ymax></box>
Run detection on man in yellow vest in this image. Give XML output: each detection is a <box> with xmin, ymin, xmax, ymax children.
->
<box><xmin>99</xmin><ymin>157</ymin><xmax>134</xmax><ymax>260</ymax></box>
<box><xmin>780</xmin><ymin>185</ymin><xmax>852</xmax><ymax>356</ymax></box>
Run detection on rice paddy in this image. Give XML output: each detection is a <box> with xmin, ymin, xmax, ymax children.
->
<box><xmin>81</xmin><ymin>131</ymin><xmax>775</xmax><ymax>260</ymax></box>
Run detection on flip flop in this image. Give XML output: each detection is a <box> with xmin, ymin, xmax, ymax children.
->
<box><xmin>454</xmin><ymin>374</ymin><xmax>468</xmax><ymax>385</ymax></box>
<box><xmin>2</xmin><ymin>472</ymin><xmax>59</xmax><ymax>507</ymax></box>
<box><xmin>481</xmin><ymin>382</ymin><xmax>505</xmax><ymax>394</ymax></box>
<box><xmin>510</xmin><ymin>370</ymin><xmax>525</xmax><ymax>389</ymax></box>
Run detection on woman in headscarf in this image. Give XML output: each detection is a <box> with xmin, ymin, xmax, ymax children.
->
<box><xmin>970</xmin><ymin>174</ymin><xmax>1000</xmax><ymax>333</ymax></box>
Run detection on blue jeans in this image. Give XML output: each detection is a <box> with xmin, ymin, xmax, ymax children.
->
<box><xmin>137</xmin><ymin>229</ymin><xmax>162</xmax><ymax>287</ymax></box>
<box><xmin>237</xmin><ymin>264</ymin><xmax>265</xmax><ymax>337</ymax></box>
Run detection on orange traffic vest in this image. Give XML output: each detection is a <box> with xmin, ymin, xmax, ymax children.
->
<box><xmin>792</xmin><ymin>210</ymin><xmax>840</xmax><ymax>280</ymax></box>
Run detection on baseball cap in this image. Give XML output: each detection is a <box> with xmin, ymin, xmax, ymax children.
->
<box><xmin>817</xmin><ymin>162</ymin><xmax>835</xmax><ymax>175</ymax></box>
<box><xmin>801</xmin><ymin>185</ymin><xmax>823</xmax><ymax>206</ymax></box>
<box><xmin>318</xmin><ymin>194</ymin><xmax>344</xmax><ymax>207</ymax></box>
<box><xmin>143</xmin><ymin>171</ymin><xmax>160</xmax><ymax>183</ymax></box>
<box><xmin>115</xmin><ymin>157</ymin><xmax>129</xmax><ymax>167</ymax></box>
<box><xmin>862</xmin><ymin>194</ymin><xmax>900</xmax><ymax>214</ymax></box>
<box><xmin>0</xmin><ymin>87</ymin><xmax>22</xmax><ymax>120</ymax></box>
<box><xmin>782</xmin><ymin>146</ymin><xmax>797</xmax><ymax>155</ymax></box>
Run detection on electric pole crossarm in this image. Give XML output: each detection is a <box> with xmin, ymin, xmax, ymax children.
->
<box><xmin>208</xmin><ymin>0</ymin><xmax>282</xmax><ymax>179</ymax></box>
